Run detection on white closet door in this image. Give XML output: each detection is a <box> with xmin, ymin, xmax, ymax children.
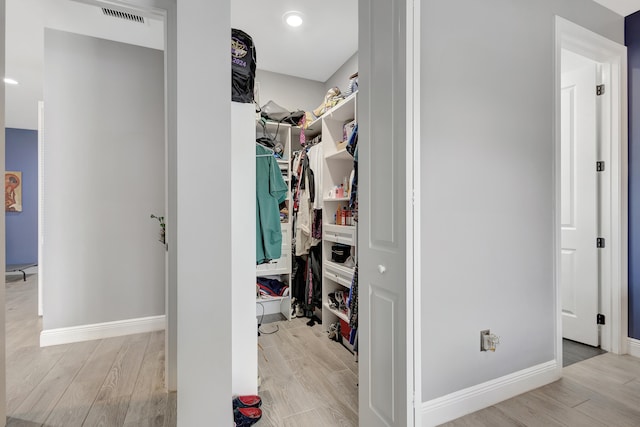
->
<box><xmin>358</xmin><ymin>0</ymin><xmax>413</xmax><ymax>425</ymax></box>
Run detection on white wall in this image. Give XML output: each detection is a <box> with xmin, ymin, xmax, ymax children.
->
<box><xmin>231</xmin><ymin>102</ymin><xmax>258</xmax><ymax>395</ymax></box>
<box><xmin>420</xmin><ymin>0</ymin><xmax>623</xmax><ymax>404</ymax></box>
<box><xmin>256</xmin><ymin>69</ymin><xmax>325</xmax><ymax>112</ymax></box>
<box><xmin>42</xmin><ymin>29</ymin><xmax>165</xmax><ymax>330</ymax></box>
<box><xmin>324</xmin><ymin>52</ymin><xmax>358</xmax><ymax>94</ymax></box>
<box><xmin>177</xmin><ymin>0</ymin><xmax>233</xmax><ymax>424</ymax></box>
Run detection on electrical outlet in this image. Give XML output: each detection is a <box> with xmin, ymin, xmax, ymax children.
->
<box><xmin>481</xmin><ymin>330</ymin><xmax>500</xmax><ymax>352</ymax></box>
<box><xmin>480</xmin><ymin>329</ymin><xmax>490</xmax><ymax>351</ymax></box>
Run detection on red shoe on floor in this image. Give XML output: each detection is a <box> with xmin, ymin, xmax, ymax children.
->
<box><xmin>232</xmin><ymin>395</ymin><xmax>262</xmax><ymax>409</ymax></box>
<box><xmin>234</xmin><ymin>407</ymin><xmax>262</xmax><ymax>426</ymax></box>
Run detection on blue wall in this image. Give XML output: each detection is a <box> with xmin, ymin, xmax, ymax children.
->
<box><xmin>6</xmin><ymin>128</ymin><xmax>38</xmax><ymax>265</ymax></box>
<box><xmin>627</xmin><ymin>13</ymin><xmax>640</xmax><ymax>338</ymax></box>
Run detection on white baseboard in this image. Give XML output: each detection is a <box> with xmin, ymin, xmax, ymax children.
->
<box><xmin>627</xmin><ymin>338</ymin><xmax>640</xmax><ymax>358</ymax></box>
<box><xmin>421</xmin><ymin>360</ymin><xmax>560</xmax><ymax>426</ymax></box>
<box><xmin>40</xmin><ymin>315</ymin><xmax>166</xmax><ymax>347</ymax></box>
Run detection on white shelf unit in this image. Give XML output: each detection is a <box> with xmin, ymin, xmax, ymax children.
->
<box><xmin>256</xmin><ymin>120</ymin><xmax>292</xmax><ymax>321</ymax></box>
<box><xmin>320</xmin><ymin>93</ymin><xmax>357</xmax><ymax>350</ymax></box>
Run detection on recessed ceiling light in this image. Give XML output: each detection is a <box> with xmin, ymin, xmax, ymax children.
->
<box><xmin>283</xmin><ymin>11</ymin><xmax>303</xmax><ymax>28</ymax></box>
<box><xmin>3</xmin><ymin>78</ymin><xmax>18</xmax><ymax>85</ymax></box>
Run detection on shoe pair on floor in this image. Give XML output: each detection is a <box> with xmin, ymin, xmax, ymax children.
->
<box><xmin>233</xmin><ymin>395</ymin><xmax>262</xmax><ymax>426</ymax></box>
<box><xmin>291</xmin><ymin>301</ymin><xmax>305</xmax><ymax>318</ymax></box>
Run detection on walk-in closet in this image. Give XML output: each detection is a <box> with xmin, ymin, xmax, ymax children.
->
<box><xmin>232</xmin><ymin>2</ymin><xmax>359</xmax><ymax>425</ymax></box>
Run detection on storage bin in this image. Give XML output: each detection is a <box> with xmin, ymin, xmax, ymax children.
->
<box><xmin>331</xmin><ymin>244</ymin><xmax>350</xmax><ymax>263</ymax></box>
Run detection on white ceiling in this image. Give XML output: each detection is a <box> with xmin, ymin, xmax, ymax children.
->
<box><xmin>5</xmin><ymin>0</ymin><xmax>357</xmax><ymax>130</ymax></box>
<box><xmin>593</xmin><ymin>0</ymin><xmax>640</xmax><ymax>16</ymax></box>
<box><xmin>3</xmin><ymin>0</ymin><xmax>637</xmax><ymax>131</ymax></box>
<box><xmin>230</xmin><ymin>0</ymin><xmax>358</xmax><ymax>82</ymax></box>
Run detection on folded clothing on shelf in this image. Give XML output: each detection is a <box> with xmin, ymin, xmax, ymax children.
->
<box><xmin>257</xmin><ymin>277</ymin><xmax>289</xmax><ymax>297</ymax></box>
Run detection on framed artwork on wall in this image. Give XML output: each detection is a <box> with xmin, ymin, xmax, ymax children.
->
<box><xmin>5</xmin><ymin>171</ymin><xmax>22</xmax><ymax>212</ymax></box>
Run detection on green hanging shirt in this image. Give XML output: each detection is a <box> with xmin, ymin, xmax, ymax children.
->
<box><xmin>256</xmin><ymin>145</ymin><xmax>287</xmax><ymax>264</ymax></box>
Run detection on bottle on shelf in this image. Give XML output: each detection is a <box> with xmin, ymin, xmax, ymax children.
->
<box><xmin>337</xmin><ymin>205</ymin><xmax>343</xmax><ymax>225</ymax></box>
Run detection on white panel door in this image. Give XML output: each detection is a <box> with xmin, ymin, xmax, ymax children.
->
<box><xmin>359</xmin><ymin>0</ymin><xmax>412</xmax><ymax>425</ymax></box>
<box><xmin>560</xmin><ymin>63</ymin><xmax>599</xmax><ymax>347</ymax></box>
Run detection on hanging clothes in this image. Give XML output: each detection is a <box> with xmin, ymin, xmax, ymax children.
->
<box><xmin>348</xmin><ymin>265</ymin><xmax>358</xmax><ymax>345</ymax></box>
<box><xmin>295</xmin><ymin>148</ymin><xmax>319</xmax><ymax>256</ymax></box>
<box><xmin>256</xmin><ymin>144</ymin><xmax>287</xmax><ymax>264</ymax></box>
<box><xmin>308</xmin><ymin>144</ymin><xmax>324</xmax><ymax>210</ymax></box>
<box><xmin>306</xmin><ymin>244</ymin><xmax>322</xmax><ymax>310</ymax></box>
<box><xmin>347</xmin><ymin>126</ymin><xmax>359</xmax><ymax>222</ymax></box>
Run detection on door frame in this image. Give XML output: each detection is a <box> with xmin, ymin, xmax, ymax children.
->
<box><xmin>410</xmin><ymin>0</ymin><xmax>422</xmax><ymax>425</ymax></box>
<box><xmin>554</xmin><ymin>16</ymin><xmax>628</xmax><ymax>361</ymax></box>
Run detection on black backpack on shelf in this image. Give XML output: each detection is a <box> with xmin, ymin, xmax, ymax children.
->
<box><xmin>231</xmin><ymin>28</ymin><xmax>257</xmax><ymax>103</ymax></box>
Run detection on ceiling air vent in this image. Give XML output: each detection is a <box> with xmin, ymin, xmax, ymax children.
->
<box><xmin>102</xmin><ymin>8</ymin><xmax>145</xmax><ymax>24</ymax></box>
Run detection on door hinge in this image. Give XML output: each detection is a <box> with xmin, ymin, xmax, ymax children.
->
<box><xmin>596</xmin><ymin>237</ymin><xmax>605</xmax><ymax>248</ymax></box>
<box><xmin>596</xmin><ymin>161</ymin><xmax>605</xmax><ymax>172</ymax></box>
<box><xmin>597</xmin><ymin>313</ymin><xmax>606</xmax><ymax>325</ymax></box>
<box><xmin>596</xmin><ymin>84</ymin><xmax>605</xmax><ymax>96</ymax></box>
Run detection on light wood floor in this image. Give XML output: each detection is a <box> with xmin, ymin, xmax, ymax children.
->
<box><xmin>6</xmin><ymin>274</ymin><xmax>176</xmax><ymax>427</ymax></box>
<box><xmin>441</xmin><ymin>352</ymin><xmax>640</xmax><ymax>426</ymax></box>
<box><xmin>256</xmin><ymin>316</ymin><xmax>640</xmax><ymax>427</ymax></box>
<box><xmin>10</xmin><ymin>273</ymin><xmax>639</xmax><ymax>426</ymax></box>
<box><xmin>257</xmin><ymin>317</ymin><xmax>359</xmax><ymax>426</ymax></box>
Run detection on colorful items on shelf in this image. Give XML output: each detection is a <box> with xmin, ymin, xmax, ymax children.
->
<box><xmin>334</xmin><ymin>206</ymin><xmax>354</xmax><ymax>226</ymax></box>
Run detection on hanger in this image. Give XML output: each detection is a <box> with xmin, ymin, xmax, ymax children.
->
<box><xmin>256</xmin><ymin>142</ymin><xmax>275</xmax><ymax>158</ymax></box>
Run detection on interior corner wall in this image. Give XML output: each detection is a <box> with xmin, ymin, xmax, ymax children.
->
<box><xmin>255</xmin><ymin>69</ymin><xmax>325</xmax><ymax>112</ymax></box>
<box><xmin>5</xmin><ymin>128</ymin><xmax>38</xmax><ymax>265</ymax></box>
<box><xmin>626</xmin><ymin>11</ymin><xmax>640</xmax><ymax>339</ymax></box>
<box><xmin>420</xmin><ymin>0</ymin><xmax>623</xmax><ymax>402</ymax></box>
<box><xmin>324</xmin><ymin>52</ymin><xmax>358</xmax><ymax>94</ymax></box>
<box><xmin>42</xmin><ymin>29</ymin><xmax>165</xmax><ymax>330</ymax></box>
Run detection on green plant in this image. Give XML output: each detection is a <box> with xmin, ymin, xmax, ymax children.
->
<box><xmin>150</xmin><ymin>214</ymin><xmax>166</xmax><ymax>244</ymax></box>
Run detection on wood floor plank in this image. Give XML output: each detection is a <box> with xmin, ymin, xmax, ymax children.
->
<box><xmin>564</xmin><ymin>355</ymin><xmax>638</xmax><ymax>386</ymax></box>
<box><xmin>530</xmin><ymin>377</ymin><xmax>591</xmax><ymax>409</ymax></box>
<box><xmin>83</xmin><ymin>333</ymin><xmax>151</xmax><ymax>426</ymax></box>
<box><xmin>123</xmin><ymin>331</ymin><xmax>169</xmax><ymax>427</ymax></box>
<box><xmin>7</xmin><ymin>343</ymin><xmax>70</xmax><ymax>414</ymax></box>
<box><xmin>11</xmin><ymin>340</ymin><xmax>101</xmax><ymax>424</ymax></box>
<box><xmin>527</xmin><ymin>389</ymin><xmax>608</xmax><ymax>427</ymax></box>
<box><xmin>494</xmin><ymin>392</ymin><xmax>573</xmax><ymax>427</ymax></box>
<box><xmin>288</xmin><ymin>357</ymin><xmax>358</xmax><ymax>424</ymax></box>
<box><xmin>282</xmin><ymin>406</ymin><xmax>357</xmax><ymax>427</ymax></box>
<box><xmin>6</xmin><ymin>274</ymin><xmax>176</xmax><ymax>427</ymax></box>
<box><xmin>573</xmin><ymin>395</ymin><xmax>640</xmax><ymax>427</ymax></box>
<box><xmin>42</xmin><ymin>335</ymin><xmax>128</xmax><ymax>427</ymax></box>
<box><xmin>441</xmin><ymin>406</ymin><xmax>526</xmax><ymax>427</ymax></box>
<box><xmin>258</xmin><ymin>318</ymin><xmax>359</xmax><ymax>425</ymax></box>
<box><xmin>253</xmin><ymin>389</ymin><xmax>283</xmax><ymax>427</ymax></box>
<box><xmin>443</xmin><ymin>354</ymin><xmax>640</xmax><ymax>426</ymax></box>
<box><xmin>6</xmin><ymin>416</ymin><xmax>42</xmax><ymax>427</ymax></box>
<box><xmin>257</xmin><ymin>351</ymin><xmax>318</xmax><ymax>418</ymax></box>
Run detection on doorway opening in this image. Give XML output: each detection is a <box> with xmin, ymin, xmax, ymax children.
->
<box><xmin>231</xmin><ymin>2</ymin><xmax>361</xmax><ymax>424</ymax></box>
<box><xmin>555</xmin><ymin>16</ymin><xmax>628</xmax><ymax>366</ymax></box>
<box><xmin>5</xmin><ymin>0</ymin><xmax>175</xmax><ymax>422</ymax></box>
